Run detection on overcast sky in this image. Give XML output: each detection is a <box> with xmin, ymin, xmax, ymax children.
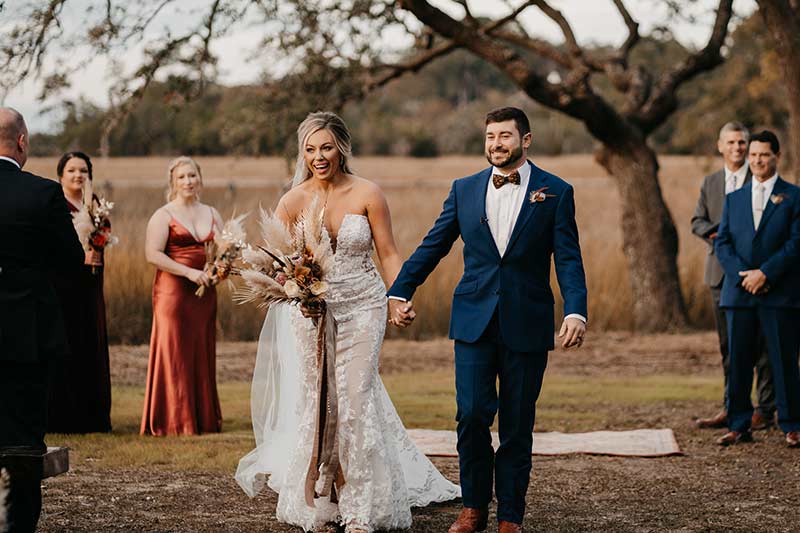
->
<box><xmin>3</xmin><ymin>0</ymin><xmax>756</xmax><ymax>133</ymax></box>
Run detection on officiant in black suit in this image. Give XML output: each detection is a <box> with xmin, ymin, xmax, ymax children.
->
<box><xmin>0</xmin><ymin>107</ymin><xmax>84</xmax><ymax>531</ymax></box>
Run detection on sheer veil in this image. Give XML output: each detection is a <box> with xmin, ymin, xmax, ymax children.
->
<box><xmin>235</xmin><ymin>303</ymin><xmax>300</xmax><ymax>496</ymax></box>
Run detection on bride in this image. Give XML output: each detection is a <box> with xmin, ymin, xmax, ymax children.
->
<box><xmin>235</xmin><ymin>111</ymin><xmax>460</xmax><ymax>532</ymax></box>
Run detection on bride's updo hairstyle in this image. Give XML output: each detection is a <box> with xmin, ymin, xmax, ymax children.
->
<box><xmin>166</xmin><ymin>155</ymin><xmax>203</xmax><ymax>201</ymax></box>
<box><xmin>291</xmin><ymin>111</ymin><xmax>354</xmax><ymax>187</ymax></box>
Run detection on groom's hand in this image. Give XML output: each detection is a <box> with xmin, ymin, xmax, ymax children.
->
<box><xmin>559</xmin><ymin>317</ymin><xmax>586</xmax><ymax>349</ymax></box>
<box><xmin>388</xmin><ymin>299</ymin><xmax>416</xmax><ymax>328</ymax></box>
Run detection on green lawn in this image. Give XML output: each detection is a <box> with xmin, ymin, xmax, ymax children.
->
<box><xmin>47</xmin><ymin>373</ymin><xmax>721</xmax><ymax>473</ymax></box>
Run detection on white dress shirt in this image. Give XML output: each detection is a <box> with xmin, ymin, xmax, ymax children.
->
<box><xmin>487</xmin><ymin>162</ymin><xmax>530</xmax><ymax>257</ymax></box>
<box><xmin>0</xmin><ymin>156</ymin><xmax>21</xmax><ymax>169</ymax></box>
<box><xmin>752</xmin><ymin>173</ymin><xmax>779</xmax><ymax>229</ymax></box>
<box><xmin>489</xmin><ymin>162</ymin><xmax>586</xmax><ymax>325</ymax></box>
<box><xmin>724</xmin><ymin>164</ymin><xmax>749</xmax><ymax>194</ymax></box>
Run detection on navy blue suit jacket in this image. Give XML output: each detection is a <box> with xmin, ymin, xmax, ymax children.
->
<box><xmin>388</xmin><ymin>161</ymin><xmax>588</xmax><ymax>353</ymax></box>
<box><xmin>715</xmin><ymin>177</ymin><xmax>800</xmax><ymax>308</ymax></box>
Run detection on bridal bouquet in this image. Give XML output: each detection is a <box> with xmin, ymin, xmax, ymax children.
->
<box><xmin>72</xmin><ymin>180</ymin><xmax>118</xmax><ymax>274</ymax></box>
<box><xmin>195</xmin><ymin>213</ymin><xmax>249</xmax><ymax>297</ymax></box>
<box><xmin>235</xmin><ymin>198</ymin><xmax>333</xmax><ymax>313</ymax></box>
<box><xmin>236</xmin><ymin>198</ymin><xmax>343</xmax><ymax>505</ymax></box>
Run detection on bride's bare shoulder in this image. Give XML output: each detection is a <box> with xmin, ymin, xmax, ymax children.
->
<box><xmin>278</xmin><ymin>185</ymin><xmax>312</xmax><ymax>213</ymax></box>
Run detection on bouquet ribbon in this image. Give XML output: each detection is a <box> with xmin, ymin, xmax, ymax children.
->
<box><xmin>304</xmin><ymin>303</ymin><xmax>345</xmax><ymax>507</ymax></box>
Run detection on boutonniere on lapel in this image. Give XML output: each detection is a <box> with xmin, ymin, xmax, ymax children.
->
<box><xmin>529</xmin><ymin>186</ymin><xmax>557</xmax><ymax>204</ymax></box>
<box><xmin>770</xmin><ymin>192</ymin><xmax>789</xmax><ymax>205</ymax></box>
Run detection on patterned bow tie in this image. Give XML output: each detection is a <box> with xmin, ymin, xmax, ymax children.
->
<box><xmin>492</xmin><ymin>171</ymin><xmax>520</xmax><ymax>189</ymax></box>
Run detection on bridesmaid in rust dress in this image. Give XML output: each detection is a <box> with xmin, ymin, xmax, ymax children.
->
<box><xmin>48</xmin><ymin>151</ymin><xmax>112</xmax><ymax>433</ymax></box>
<box><xmin>141</xmin><ymin>156</ymin><xmax>223</xmax><ymax>436</ymax></box>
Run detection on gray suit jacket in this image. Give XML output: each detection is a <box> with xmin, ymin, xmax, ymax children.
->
<box><xmin>691</xmin><ymin>167</ymin><xmax>752</xmax><ymax>287</ymax></box>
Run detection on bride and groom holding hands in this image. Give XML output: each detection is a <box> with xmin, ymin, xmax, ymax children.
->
<box><xmin>235</xmin><ymin>106</ymin><xmax>588</xmax><ymax>533</ymax></box>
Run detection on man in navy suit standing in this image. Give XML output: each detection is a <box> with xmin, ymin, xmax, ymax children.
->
<box><xmin>714</xmin><ymin>130</ymin><xmax>800</xmax><ymax>448</ymax></box>
<box><xmin>387</xmin><ymin>107</ymin><xmax>587</xmax><ymax>533</ymax></box>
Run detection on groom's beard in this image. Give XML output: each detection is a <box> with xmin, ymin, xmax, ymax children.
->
<box><xmin>486</xmin><ymin>143</ymin><xmax>524</xmax><ymax>170</ymax></box>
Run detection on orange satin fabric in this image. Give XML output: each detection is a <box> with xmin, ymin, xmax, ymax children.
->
<box><xmin>140</xmin><ymin>218</ymin><xmax>222</xmax><ymax>436</ymax></box>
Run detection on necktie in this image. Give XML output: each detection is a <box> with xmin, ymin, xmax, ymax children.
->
<box><xmin>492</xmin><ymin>171</ymin><xmax>520</xmax><ymax>189</ymax></box>
<box><xmin>753</xmin><ymin>183</ymin><xmax>765</xmax><ymax>229</ymax></box>
<box><xmin>725</xmin><ymin>174</ymin><xmax>736</xmax><ymax>194</ymax></box>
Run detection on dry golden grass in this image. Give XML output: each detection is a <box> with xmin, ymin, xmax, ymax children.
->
<box><xmin>29</xmin><ymin>154</ymin><xmax>719</xmax><ymax>342</ymax></box>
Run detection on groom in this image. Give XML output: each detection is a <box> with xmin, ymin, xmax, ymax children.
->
<box><xmin>388</xmin><ymin>107</ymin><xmax>587</xmax><ymax>533</ymax></box>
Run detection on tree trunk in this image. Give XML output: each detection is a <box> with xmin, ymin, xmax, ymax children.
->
<box><xmin>596</xmin><ymin>141</ymin><xmax>689</xmax><ymax>331</ymax></box>
<box><xmin>757</xmin><ymin>0</ymin><xmax>800</xmax><ymax>183</ymax></box>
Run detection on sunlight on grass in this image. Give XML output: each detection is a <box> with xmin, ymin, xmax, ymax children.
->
<box><xmin>47</xmin><ymin>373</ymin><xmax>720</xmax><ymax>472</ymax></box>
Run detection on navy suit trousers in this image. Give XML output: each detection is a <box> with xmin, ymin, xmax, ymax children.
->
<box><xmin>454</xmin><ymin>311</ymin><xmax>548</xmax><ymax>524</ymax></box>
<box><xmin>726</xmin><ymin>307</ymin><xmax>800</xmax><ymax>433</ymax></box>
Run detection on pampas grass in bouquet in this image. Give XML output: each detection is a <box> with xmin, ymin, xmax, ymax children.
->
<box><xmin>195</xmin><ymin>213</ymin><xmax>249</xmax><ymax>297</ymax></box>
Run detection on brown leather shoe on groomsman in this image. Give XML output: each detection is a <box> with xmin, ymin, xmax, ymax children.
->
<box><xmin>498</xmin><ymin>520</ymin><xmax>524</xmax><ymax>533</ymax></box>
<box><xmin>750</xmin><ymin>411</ymin><xmax>775</xmax><ymax>431</ymax></box>
<box><xmin>695</xmin><ymin>409</ymin><xmax>727</xmax><ymax>429</ymax></box>
<box><xmin>715</xmin><ymin>431</ymin><xmax>753</xmax><ymax>446</ymax></box>
<box><xmin>448</xmin><ymin>507</ymin><xmax>488</xmax><ymax>533</ymax></box>
<box><xmin>786</xmin><ymin>431</ymin><xmax>800</xmax><ymax>448</ymax></box>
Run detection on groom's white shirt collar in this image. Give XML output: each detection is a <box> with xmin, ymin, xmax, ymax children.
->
<box><xmin>0</xmin><ymin>156</ymin><xmax>20</xmax><ymax>169</ymax></box>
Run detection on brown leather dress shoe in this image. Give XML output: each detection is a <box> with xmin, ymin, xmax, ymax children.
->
<box><xmin>498</xmin><ymin>520</ymin><xmax>523</xmax><ymax>533</ymax></box>
<box><xmin>751</xmin><ymin>411</ymin><xmax>775</xmax><ymax>430</ymax></box>
<box><xmin>786</xmin><ymin>431</ymin><xmax>800</xmax><ymax>448</ymax></box>
<box><xmin>695</xmin><ymin>410</ymin><xmax>727</xmax><ymax>429</ymax></box>
<box><xmin>448</xmin><ymin>507</ymin><xmax>488</xmax><ymax>533</ymax></box>
<box><xmin>715</xmin><ymin>430</ymin><xmax>753</xmax><ymax>446</ymax></box>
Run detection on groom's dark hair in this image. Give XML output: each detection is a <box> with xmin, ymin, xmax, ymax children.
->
<box><xmin>485</xmin><ymin>107</ymin><xmax>531</xmax><ymax>138</ymax></box>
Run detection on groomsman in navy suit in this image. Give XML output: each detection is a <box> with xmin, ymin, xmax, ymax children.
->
<box><xmin>388</xmin><ymin>107</ymin><xmax>587</xmax><ymax>533</ymax></box>
<box><xmin>714</xmin><ymin>130</ymin><xmax>800</xmax><ymax>448</ymax></box>
<box><xmin>691</xmin><ymin>122</ymin><xmax>775</xmax><ymax>430</ymax></box>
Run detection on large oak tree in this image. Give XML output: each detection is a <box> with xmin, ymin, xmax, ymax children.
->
<box><xmin>0</xmin><ymin>0</ymin><xmax>738</xmax><ymax>331</ymax></box>
<box><xmin>756</xmin><ymin>0</ymin><xmax>800</xmax><ymax>182</ymax></box>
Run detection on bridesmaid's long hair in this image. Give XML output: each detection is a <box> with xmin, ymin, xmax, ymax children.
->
<box><xmin>166</xmin><ymin>156</ymin><xmax>203</xmax><ymax>201</ymax></box>
<box><xmin>57</xmin><ymin>151</ymin><xmax>93</xmax><ymax>181</ymax></box>
<box><xmin>291</xmin><ymin>111</ymin><xmax>354</xmax><ymax>188</ymax></box>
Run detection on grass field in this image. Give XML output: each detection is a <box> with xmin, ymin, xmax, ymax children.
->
<box><xmin>28</xmin><ymin>154</ymin><xmax>721</xmax><ymax>342</ymax></box>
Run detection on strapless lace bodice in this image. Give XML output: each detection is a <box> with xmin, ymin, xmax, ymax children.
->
<box><xmin>326</xmin><ymin>214</ymin><xmax>386</xmax><ymax>318</ymax></box>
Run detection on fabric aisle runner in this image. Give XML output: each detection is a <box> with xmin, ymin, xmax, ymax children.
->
<box><xmin>408</xmin><ymin>428</ymin><xmax>681</xmax><ymax>457</ymax></box>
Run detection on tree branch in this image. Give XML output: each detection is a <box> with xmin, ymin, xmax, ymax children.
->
<box><xmin>610</xmin><ymin>0</ymin><xmax>640</xmax><ymax>60</ymax></box>
<box><xmin>397</xmin><ymin>0</ymin><xmax>634</xmax><ymax>150</ymax></box>
<box><xmin>366</xmin><ymin>40</ymin><xmax>459</xmax><ymax>92</ymax></box>
<box><xmin>636</xmin><ymin>0</ymin><xmax>734</xmax><ymax>133</ymax></box>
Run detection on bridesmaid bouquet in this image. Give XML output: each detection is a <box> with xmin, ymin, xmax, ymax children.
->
<box><xmin>72</xmin><ymin>180</ymin><xmax>118</xmax><ymax>274</ymax></box>
<box><xmin>195</xmin><ymin>213</ymin><xmax>249</xmax><ymax>297</ymax></box>
<box><xmin>235</xmin><ymin>198</ymin><xmax>333</xmax><ymax>313</ymax></box>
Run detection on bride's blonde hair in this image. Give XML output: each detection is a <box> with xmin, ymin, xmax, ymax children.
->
<box><xmin>291</xmin><ymin>111</ymin><xmax>354</xmax><ymax>187</ymax></box>
<box><xmin>166</xmin><ymin>156</ymin><xmax>203</xmax><ymax>201</ymax></box>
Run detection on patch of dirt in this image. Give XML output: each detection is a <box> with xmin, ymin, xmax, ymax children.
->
<box><xmin>109</xmin><ymin>331</ymin><xmax>723</xmax><ymax>387</ymax></box>
<box><xmin>40</xmin><ymin>415</ymin><xmax>800</xmax><ymax>532</ymax></box>
<box><xmin>45</xmin><ymin>332</ymin><xmax>800</xmax><ymax>532</ymax></box>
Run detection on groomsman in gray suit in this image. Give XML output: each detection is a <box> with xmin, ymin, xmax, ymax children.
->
<box><xmin>691</xmin><ymin>122</ymin><xmax>775</xmax><ymax>430</ymax></box>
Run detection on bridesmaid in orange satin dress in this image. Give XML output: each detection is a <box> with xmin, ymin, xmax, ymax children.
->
<box><xmin>141</xmin><ymin>156</ymin><xmax>224</xmax><ymax>436</ymax></box>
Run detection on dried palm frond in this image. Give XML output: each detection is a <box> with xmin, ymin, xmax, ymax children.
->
<box><xmin>72</xmin><ymin>207</ymin><xmax>94</xmax><ymax>251</ymax></box>
<box><xmin>235</xmin><ymin>195</ymin><xmax>334</xmax><ymax>310</ymax></box>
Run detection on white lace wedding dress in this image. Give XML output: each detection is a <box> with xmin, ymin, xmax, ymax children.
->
<box><xmin>236</xmin><ymin>214</ymin><xmax>460</xmax><ymax>532</ymax></box>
